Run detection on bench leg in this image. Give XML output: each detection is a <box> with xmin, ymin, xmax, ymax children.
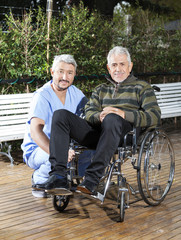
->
<box><xmin>174</xmin><ymin>117</ymin><xmax>177</xmax><ymax>125</ymax></box>
<box><xmin>0</xmin><ymin>142</ymin><xmax>14</xmax><ymax>165</ymax></box>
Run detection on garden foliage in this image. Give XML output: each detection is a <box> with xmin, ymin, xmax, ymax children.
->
<box><xmin>0</xmin><ymin>2</ymin><xmax>180</xmax><ymax>94</ymax></box>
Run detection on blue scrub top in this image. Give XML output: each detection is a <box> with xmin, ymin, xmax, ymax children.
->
<box><xmin>21</xmin><ymin>80</ymin><xmax>85</xmax><ymax>163</ymax></box>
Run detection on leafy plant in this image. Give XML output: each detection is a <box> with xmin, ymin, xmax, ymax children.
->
<box><xmin>0</xmin><ymin>2</ymin><xmax>180</xmax><ymax>94</ymax></box>
<box><xmin>0</xmin><ymin>8</ymin><xmax>48</xmax><ymax>80</ymax></box>
<box><xmin>114</xmin><ymin>5</ymin><xmax>181</xmax><ymax>82</ymax></box>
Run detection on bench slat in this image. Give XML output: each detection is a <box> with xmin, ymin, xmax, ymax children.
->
<box><xmin>0</xmin><ymin>134</ymin><xmax>25</xmax><ymax>142</ymax></box>
<box><xmin>155</xmin><ymin>93</ymin><xmax>181</xmax><ymax>98</ymax></box>
<box><xmin>0</xmin><ymin>93</ymin><xmax>33</xmax><ymax>105</ymax></box>
<box><xmin>0</xmin><ymin>93</ymin><xmax>32</xmax><ymax>164</ymax></box>
<box><xmin>157</xmin><ymin>86</ymin><xmax>181</xmax><ymax>90</ymax></box>
<box><xmin>161</xmin><ymin>107</ymin><xmax>181</xmax><ymax>113</ymax></box>
<box><xmin>0</xmin><ymin>84</ymin><xmax>181</xmax><ymax>165</ymax></box>
<box><xmin>0</xmin><ymin>123</ymin><xmax>25</xmax><ymax>130</ymax></box>
<box><xmin>0</xmin><ymin>109</ymin><xmax>30</xmax><ymax>116</ymax></box>
<box><xmin>155</xmin><ymin>89</ymin><xmax>181</xmax><ymax>94</ymax></box>
<box><xmin>154</xmin><ymin>82</ymin><xmax>181</xmax><ymax>87</ymax></box>
<box><xmin>152</xmin><ymin>82</ymin><xmax>181</xmax><ymax>119</ymax></box>
<box><xmin>0</xmin><ymin>124</ymin><xmax>26</xmax><ymax>142</ymax></box>
<box><xmin>0</xmin><ymin>128</ymin><xmax>25</xmax><ymax>137</ymax></box>
<box><xmin>0</xmin><ymin>118</ymin><xmax>28</xmax><ymax>126</ymax></box>
<box><xmin>0</xmin><ymin>93</ymin><xmax>33</xmax><ymax>99</ymax></box>
<box><xmin>157</xmin><ymin>99</ymin><xmax>181</xmax><ymax>103</ymax></box>
<box><xmin>0</xmin><ymin>99</ymin><xmax>32</xmax><ymax>104</ymax></box>
<box><xmin>161</xmin><ymin>113</ymin><xmax>181</xmax><ymax>118</ymax></box>
<box><xmin>158</xmin><ymin>103</ymin><xmax>181</xmax><ymax>108</ymax></box>
<box><xmin>0</xmin><ymin>103</ymin><xmax>31</xmax><ymax>110</ymax></box>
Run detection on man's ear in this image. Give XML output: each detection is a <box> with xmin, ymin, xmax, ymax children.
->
<box><xmin>50</xmin><ymin>68</ymin><xmax>54</xmax><ymax>77</ymax></box>
<box><xmin>107</xmin><ymin>64</ymin><xmax>110</xmax><ymax>73</ymax></box>
<box><xmin>129</xmin><ymin>62</ymin><xmax>133</xmax><ymax>73</ymax></box>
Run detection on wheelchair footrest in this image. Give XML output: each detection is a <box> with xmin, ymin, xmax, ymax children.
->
<box><xmin>92</xmin><ymin>192</ymin><xmax>105</xmax><ymax>203</ymax></box>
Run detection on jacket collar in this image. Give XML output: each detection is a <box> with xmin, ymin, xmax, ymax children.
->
<box><xmin>105</xmin><ymin>73</ymin><xmax>137</xmax><ymax>86</ymax></box>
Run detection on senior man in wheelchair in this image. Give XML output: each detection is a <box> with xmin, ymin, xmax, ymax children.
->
<box><xmin>34</xmin><ymin>46</ymin><xmax>161</xmax><ymax>195</ymax></box>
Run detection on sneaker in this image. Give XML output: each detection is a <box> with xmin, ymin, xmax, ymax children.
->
<box><xmin>32</xmin><ymin>173</ymin><xmax>35</xmax><ymax>185</ymax></box>
<box><xmin>34</xmin><ymin>175</ymin><xmax>69</xmax><ymax>190</ymax></box>
<box><xmin>32</xmin><ymin>189</ymin><xmax>49</xmax><ymax>198</ymax></box>
<box><xmin>32</xmin><ymin>182</ymin><xmax>46</xmax><ymax>190</ymax></box>
<box><xmin>77</xmin><ymin>179</ymin><xmax>97</xmax><ymax>195</ymax></box>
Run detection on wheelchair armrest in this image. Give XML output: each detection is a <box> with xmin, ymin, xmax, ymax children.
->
<box><xmin>152</xmin><ymin>85</ymin><xmax>160</xmax><ymax>92</ymax></box>
<box><xmin>123</xmin><ymin>128</ymin><xmax>137</xmax><ymax>154</ymax></box>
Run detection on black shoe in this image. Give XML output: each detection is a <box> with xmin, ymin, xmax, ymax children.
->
<box><xmin>77</xmin><ymin>179</ymin><xmax>97</xmax><ymax>195</ymax></box>
<box><xmin>32</xmin><ymin>175</ymin><xmax>68</xmax><ymax>190</ymax></box>
<box><xmin>32</xmin><ymin>189</ymin><xmax>50</xmax><ymax>198</ymax></box>
<box><xmin>32</xmin><ymin>182</ymin><xmax>46</xmax><ymax>190</ymax></box>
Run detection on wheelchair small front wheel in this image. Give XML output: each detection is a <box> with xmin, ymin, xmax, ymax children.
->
<box><xmin>119</xmin><ymin>192</ymin><xmax>126</xmax><ymax>222</ymax></box>
<box><xmin>137</xmin><ymin>129</ymin><xmax>175</xmax><ymax>206</ymax></box>
<box><xmin>53</xmin><ymin>195</ymin><xmax>70</xmax><ymax>212</ymax></box>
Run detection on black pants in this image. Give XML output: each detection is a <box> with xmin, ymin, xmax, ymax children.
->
<box><xmin>49</xmin><ymin>109</ymin><xmax>133</xmax><ymax>185</ymax></box>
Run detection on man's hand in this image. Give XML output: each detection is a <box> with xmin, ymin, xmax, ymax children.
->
<box><xmin>68</xmin><ymin>149</ymin><xmax>75</xmax><ymax>162</ymax></box>
<box><xmin>100</xmin><ymin>107</ymin><xmax>125</xmax><ymax>122</ymax></box>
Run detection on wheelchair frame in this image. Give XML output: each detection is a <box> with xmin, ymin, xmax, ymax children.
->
<box><xmin>52</xmin><ymin>127</ymin><xmax>175</xmax><ymax>222</ymax></box>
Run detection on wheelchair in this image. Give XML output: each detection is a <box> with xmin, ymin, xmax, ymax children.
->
<box><xmin>51</xmin><ymin>126</ymin><xmax>175</xmax><ymax>222</ymax></box>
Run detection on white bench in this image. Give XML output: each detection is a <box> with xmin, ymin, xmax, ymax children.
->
<box><xmin>0</xmin><ymin>93</ymin><xmax>33</xmax><ymax>165</ymax></box>
<box><xmin>153</xmin><ymin>82</ymin><xmax>181</xmax><ymax>119</ymax></box>
<box><xmin>1</xmin><ymin>82</ymin><xmax>181</xmax><ymax>165</ymax></box>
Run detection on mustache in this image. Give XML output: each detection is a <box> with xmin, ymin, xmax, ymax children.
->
<box><xmin>59</xmin><ymin>79</ymin><xmax>69</xmax><ymax>83</ymax></box>
<box><xmin>114</xmin><ymin>71</ymin><xmax>123</xmax><ymax>74</ymax></box>
<box><xmin>54</xmin><ymin>80</ymin><xmax>71</xmax><ymax>91</ymax></box>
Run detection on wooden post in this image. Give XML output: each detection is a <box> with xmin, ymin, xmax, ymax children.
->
<box><xmin>46</xmin><ymin>0</ymin><xmax>53</xmax><ymax>74</ymax></box>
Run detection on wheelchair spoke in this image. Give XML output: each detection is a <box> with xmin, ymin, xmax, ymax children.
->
<box><xmin>137</xmin><ymin>129</ymin><xmax>175</xmax><ymax>206</ymax></box>
<box><xmin>53</xmin><ymin>195</ymin><xmax>70</xmax><ymax>212</ymax></box>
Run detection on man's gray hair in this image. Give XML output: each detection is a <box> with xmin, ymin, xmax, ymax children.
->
<box><xmin>107</xmin><ymin>46</ymin><xmax>132</xmax><ymax>66</ymax></box>
<box><xmin>52</xmin><ymin>54</ymin><xmax>77</xmax><ymax>71</ymax></box>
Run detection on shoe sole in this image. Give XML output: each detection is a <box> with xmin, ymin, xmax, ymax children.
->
<box><xmin>32</xmin><ymin>186</ymin><xmax>45</xmax><ymax>190</ymax></box>
<box><xmin>45</xmin><ymin>188</ymin><xmax>73</xmax><ymax>196</ymax></box>
<box><xmin>32</xmin><ymin>190</ymin><xmax>49</xmax><ymax>198</ymax></box>
<box><xmin>77</xmin><ymin>185</ymin><xmax>93</xmax><ymax>195</ymax></box>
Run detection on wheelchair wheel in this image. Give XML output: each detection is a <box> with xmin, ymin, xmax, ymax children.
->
<box><xmin>53</xmin><ymin>195</ymin><xmax>70</xmax><ymax>212</ymax></box>
<box><xmin>119</xmin><ymin>192</ymin><xmax>126</xmax><ymax>222</ymax></box>
<box><xmin>137</xmin><ymin>129</ymin><xmax>175</xmax><ymax>206</ymax></box>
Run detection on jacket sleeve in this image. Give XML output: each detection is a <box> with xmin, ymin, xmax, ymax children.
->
<box><xmin>124</xmin><ymin>84</ymin><xmax>161</xmax><ymax>128</ymax></box>
<box><xmin>84</xmin><ymin>86</ymin><xmax>102</xmax><ymax>125</ymax></box>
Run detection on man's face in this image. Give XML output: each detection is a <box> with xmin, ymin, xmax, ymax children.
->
<box><xmin>51</xmin><ymin>61</ymin><xmax>76</xmax><ymax>91</ymax></box>
<box><xmin>107</xmin><ymin>54</ymin><xmax>133</xmax><ymax>83</ymax></box>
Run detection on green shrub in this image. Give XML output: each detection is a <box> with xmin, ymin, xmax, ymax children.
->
<box><xmin>115</xmin><ymin>7</ymin><xmax>181</xmax><ymax>79</ymax></box>
<box><xmin>48</xmin><ymin>2</ymin><xmax>115</xmax><ymax>93</ymax></box>
<box><xmin>0</xmin><ymin>2</ymin><xmax>180</xmax><ymax>94</ymax></box>
<box><xmin>0</xmin><ymin>8</ymin><xmax>48</xmax><ymax>81</ymax></box>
